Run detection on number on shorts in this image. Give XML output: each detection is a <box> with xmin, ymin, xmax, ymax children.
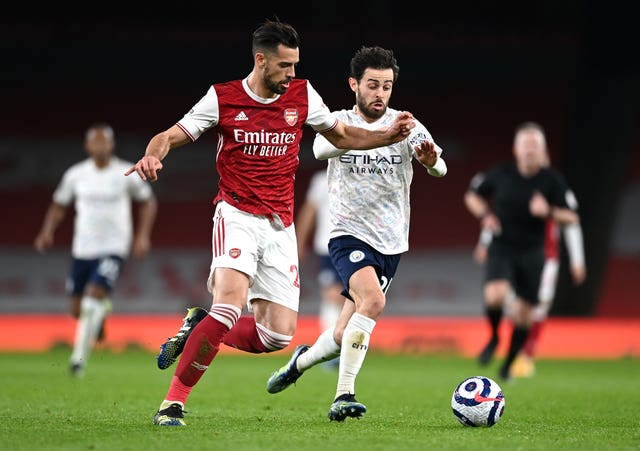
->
<box><xmin>98</xmin><ymin>258</ymin><xmax>120</xmax><ymax>284</ymax></box>
<box><xmin>380</xmin><ymin>275</ymin><xmax>393</xmax><ymax>294</ymax></box>
<box><xmin>290</xmin><ymin>264</ymin><xmax>300</xmax><ymax>288</ymax></box>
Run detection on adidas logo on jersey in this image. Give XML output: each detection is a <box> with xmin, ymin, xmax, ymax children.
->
<box><xmin>235</xmin><ymin>111</ymin><xmax>249</xmax><ymax>121</ymax></box>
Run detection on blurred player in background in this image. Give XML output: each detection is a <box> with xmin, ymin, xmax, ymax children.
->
<box><xmin>266</xmin><ymin>45</ymin><xmax>447</xmax><ymax>421</ymax></box>
<box><xmin>512</xmin><ymin>217</ymin><xmax>585</xmax><ymax>377</ymax></box>
<box><xmin>472</xmin><ymin>149</ymin><xmax>586</xmax><ymax>377</ymax></box>
<box><xmin>464</xmin><ymin>121</ymin><xmax>581</xmax><ymax>381</ymax></box>
<box><xmin>295</xmin><ymin>167</ymin><xmax>344</xmax><ymax>369</ymax></box>
<box><xmin>125</xmin><ymin>19</ymin><xmax>415</xmax><ymax>426</ymax></box>
<box><xmin>34</xmin><ymin>122</ymin><xmax>157</xmax><ymax>377</ymax></box>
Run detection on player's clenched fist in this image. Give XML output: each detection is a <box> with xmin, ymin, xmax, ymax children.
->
<box><xmin>395</xmin><ymin>111</ymin><xmax>415</xmax><ymax>138</ymax></box>
<box><xmin>125</xmin><ymin>155</ymin><xmax>163</xmax><ymax>181</ymax></box>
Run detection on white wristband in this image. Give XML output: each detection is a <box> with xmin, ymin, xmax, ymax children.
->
<box><xmin>424</xmin><ymin>157</ymin><xmax>447</xmax><ymax>177</ymax></box>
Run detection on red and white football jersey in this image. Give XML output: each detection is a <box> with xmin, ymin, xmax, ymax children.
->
<box><xmin>177</xmin><ymin>78</ymin><xmax>337</xmax><ymax>227</ymax></box>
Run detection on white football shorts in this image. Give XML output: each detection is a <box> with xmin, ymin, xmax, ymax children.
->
<box><xmin>207</xmin><ymin>201</ymin><xmax>300</xmax><ymax>312</ymax></box>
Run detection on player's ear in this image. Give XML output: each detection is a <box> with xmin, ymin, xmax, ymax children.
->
<box><xmin>255</xmin><ymin>52</ymin><xmax>267</xmax><ymax>69</ymax></box>
<box><xmin>348</xmin><ymin>77</ymin><xmax>358</xmax><ymax>93</ymax></box>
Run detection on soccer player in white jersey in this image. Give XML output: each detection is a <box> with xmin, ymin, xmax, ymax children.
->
<box><xmin>125</xmin><ymin>19</ymin><xmax>415</xmax><ymax>426</ymax></box>
<box><xmin>34</xmin><ymin>123</ymin><xmax>157</xmax><ymax>377</ymax></box>
<box><xmin>266</xmin><ymin>46</ymin><xmax>447</xmax><ymax>421</ymax></box>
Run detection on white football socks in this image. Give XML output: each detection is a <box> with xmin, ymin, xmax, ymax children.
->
<box><xmin>70</xmin><ymin>296</ymin><xmax>106</xmax><ymax>368</ymax></box>
<box><xmin>296</xmin><ymin>327</ymin><xmax>340</xmax><ymax>372</ymax></box>
<box><xmin>335</xmin><ymin>312</ymin><xmax>376</xmax><ymax>399</ymax></box>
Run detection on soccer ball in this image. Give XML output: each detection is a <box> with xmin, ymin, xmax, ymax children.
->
<box><xmin>451</xmin><ymin>376</ymin><xmax>505</xmax><ymax>427</ymax></box>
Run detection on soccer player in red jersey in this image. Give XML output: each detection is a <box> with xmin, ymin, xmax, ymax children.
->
<box><xmin>125</xmin><ymin>19</ymin><xmax>415</xmax><ymax>426</ymax></box>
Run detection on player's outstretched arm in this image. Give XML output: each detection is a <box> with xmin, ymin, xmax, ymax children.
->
<box><xmin>313</xmin><ymin>133</ymin><xmax>341</xmax><ymax>160</ymax></box>
<box><xmin>318</xmin><ymin>111</ymin><xmax>415</xmax><ymax>156</ymax></box>
<box><xmin>125</xmin><ymin>125</ymin><xmax>191</xmax><ymax>181</ymax></box>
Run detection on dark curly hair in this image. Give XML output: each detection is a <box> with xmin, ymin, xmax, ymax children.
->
<box><xmin>350</xmin><ymin>46</ymin><xmax>400</xmax><ymax>82</ymax></box>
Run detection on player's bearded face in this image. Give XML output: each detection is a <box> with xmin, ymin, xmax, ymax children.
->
<box><xmin>355</xmin><ymin>86</ymin><xmax>387</xmax><ymax>121</ymax></box>
<box><xmin>262</xmin><ymin>49</ymin><xmax>297</xmax><ymax>96</ymax></box>
<box><xmin>263</xmin><ymin>68</ymin><xmax>289</xmax><ymax>95</ymax></box>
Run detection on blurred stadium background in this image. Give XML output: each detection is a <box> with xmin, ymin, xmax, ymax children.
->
<box><xmin>1</xmin><ymin>4</ymin><xmax>638</xmax><ymax>355</ymax></box>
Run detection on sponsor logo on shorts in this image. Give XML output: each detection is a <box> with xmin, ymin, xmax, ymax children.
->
<box><xmin>229</xmin><ymin>248</ymin><xmax>241</xmax><ymax>258</ymax></box>
<box><xmin>349</xmin><ymin>250</ymin><xmax>365</xmax><ymax>263</ymax></box>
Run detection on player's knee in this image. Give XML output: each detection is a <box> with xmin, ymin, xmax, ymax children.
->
<box><xmin>355</xmin><ymin>294</ymin><xmax>385</xmax><ymax>319</ymax></box>
<box><xmin>255</xmin><ymin>323</ymin><xmax>293</xmax><ymax>352</ymax></box>
<box><xmin>485</xmin><ymin>283</ymin><xmax>510</xmax><ymax>306</ymax></box>
<box><xmin>85</xmin><ymin>283</ymin><xmax>108</xmax><ymax>299</ymax></box>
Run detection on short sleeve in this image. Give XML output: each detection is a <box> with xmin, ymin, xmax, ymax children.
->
<box><xmin>305</xmin><ymin>81</ymin><xmax>338</xmax><ymax>133</ymax></box>
<box><xmin>548</xmin><ymin>169</ymin><xmax>578</xmax><ymax>210</ymax></box>
<box><xmin>469</xmin><ymin>167</ymin><xmax>497</xmax><ymax>198</ymax></box>
<box><xmin>407</xmin><ymin>119</ymin><xmax>435</xmax><ymax>157</ymax></box>
<box><xmin>52</xmin><ymin>168</ymin><xmax>75</xmax><ymax>206</ymax></box>
<box><xmin>127</xmin><ymin>170</ymin><xmax>154</xmax><ymax>201</ymax></box>
<box><xmin>177</xmin><ymin>85</ymin><xmax>220</xmax><ymax>141</ymax></box>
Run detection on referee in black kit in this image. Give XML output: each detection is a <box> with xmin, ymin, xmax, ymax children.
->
<box><xmin>464</xmin><ymin>121</ymin><xmax>581</xmax><ymax>381</ymax></box>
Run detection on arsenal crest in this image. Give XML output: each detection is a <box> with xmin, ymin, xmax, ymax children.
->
<box><xmin>284</xmin><ymin>108</ymin><xmax>298</xmax><ymax>126</ymax></box>
<box><xmin>229</xmin><ymin>248</ymin><xmax>241</xmax><ymax>259</ymax></box>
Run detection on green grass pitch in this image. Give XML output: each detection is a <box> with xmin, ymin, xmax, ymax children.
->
<box><xmin>0</xmin><ymin>347</ymin><xmax>637</xmax><ymax>450</ymax></box>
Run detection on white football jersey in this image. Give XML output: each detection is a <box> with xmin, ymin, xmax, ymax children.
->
<box><xmin>53</xmin><ymin>157</ymin><xmax>153</xmax><ymax>259</ymax></box>
<box><xmin>319</xmin><ymin>107</ymin><xmax>444</xmax><ymax>255</ymax></box>
<box><xmin>305</xmin><ymin>169</ymin><xmax>332</xmax><ymax>256</ymax></box>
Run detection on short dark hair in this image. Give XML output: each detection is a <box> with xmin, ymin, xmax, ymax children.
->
<box><xmin>349</xmin><ymin>46</ymin><xmax>400</xmax><ymax>82</ymax></box>
<box><xmin>252</xmin><ymin>19</ymin><xmax>300</xmax><ymax>56</ymax></box>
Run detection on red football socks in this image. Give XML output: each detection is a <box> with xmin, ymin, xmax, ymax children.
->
<box><xmin>173</xmin><ymin>314</ymin><xmax>228</xmax><ymax>387</ymax></box>
<box><xmin>222</xmin><ymin>316</ymin><xmax>269</xmax><ymax>353</ymax></box>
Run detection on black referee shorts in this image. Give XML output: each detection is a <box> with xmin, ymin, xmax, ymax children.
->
<box><xmin>485</xmin><ymin>243</ymin><xmax>545</xmax><ymax>305</ymax></box>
